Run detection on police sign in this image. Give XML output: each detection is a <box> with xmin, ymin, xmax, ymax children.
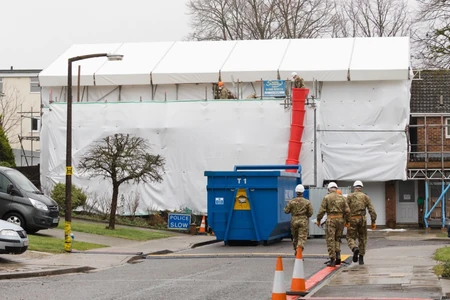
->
<box><xmin>168</xmin><ymin>213</ymin><xmax>191</xmax><ymax>230</ymax></box>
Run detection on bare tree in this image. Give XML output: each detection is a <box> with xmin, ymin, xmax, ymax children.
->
<box><xmin>0</xmin><ymin>84</ymin><xmax>24</xmax><ymax>142</ymax></box>
<box><xmin>78</xmin><ymin>133</ymin><xmax>165</xmax><ymax>229</ymax></box>
<box><xmin>186</xmin><ymin>0</ymin><xmax>336</xmax><ymax>40</ymax></box>
<box><xmin>333</xmin><ymin>0</ymin><xmax>411</xmax><ymax>38</ymax></box>
<box><xmin>413</xmin><ymin>0</ymin><xmax>450</xmax><ymax>68</ymax></box>
<box><xmin>275</xmin><ymin>0</ymin><xmax>336</xmax><ymax>38</ymax></box>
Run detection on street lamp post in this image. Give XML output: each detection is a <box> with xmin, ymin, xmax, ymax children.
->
<box><xmin>65</xmin><ymin>53</ymin><xmax>123</xmax><ymax>252</ymax></box>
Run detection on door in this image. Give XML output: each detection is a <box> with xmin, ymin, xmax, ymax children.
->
<box><xmin>396</xmin><ymin>181</ymin><xmax>418</xmax><ymax>223</ymax></box>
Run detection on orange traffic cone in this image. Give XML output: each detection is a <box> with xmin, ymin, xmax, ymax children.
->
<box><xmin>198</xmin><ymin>216</ymin><xmax>206</xmax><ymax>235</ymax></box>
<box><xmin>271</xmin><ymin>256</ymin><xmax>286</xmax><ymax>300</ymax></box>
<box><xmin>287</xmin><ymin>246</ymin><xmax>308</xmax><ymax>296</ymax></box>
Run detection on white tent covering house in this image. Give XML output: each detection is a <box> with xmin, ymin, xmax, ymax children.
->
<box><xmin>39</xmin><ymin>37</ymin><xmax>411</xmax><ymax>216</ymax></box>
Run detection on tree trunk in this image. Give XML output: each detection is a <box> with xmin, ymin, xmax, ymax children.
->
<box><xmin>108</xmin><ymin>183</ymin><xmax>119</xmax><ymax>230</ymax></box>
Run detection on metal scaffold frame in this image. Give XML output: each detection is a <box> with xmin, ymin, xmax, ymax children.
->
<box><xmin>408</xmin><ymin>114</ymin><xmax>450</xmax><ymax>229</ymax></box>
<box><xmin>17</xmin><ymin>105</ymin><xmax>40</xmax><ymax>166</ymax></box>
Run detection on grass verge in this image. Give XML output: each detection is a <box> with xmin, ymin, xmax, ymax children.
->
<box><xmin>434</xmin><ymin>246</ymin><xmax>450</xmax><ymax>277</ymax></box>
<box><xmin>28</xmin><ymin>235</ymin><xmax>107</xmax><ymax>254</ymax></box>
<box><xmin>57</xmin><ymin>220</ymin><xmax>173</xmax><ymax>241</ymax></box>
<box><xmin>436</xmin><ymin>232</ymin><xmax>448</xmax><ymax>238</ymax></box>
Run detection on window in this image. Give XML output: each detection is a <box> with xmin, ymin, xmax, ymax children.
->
<box><xmin>0</xmin><ymin>174</ymin><xmax>13</xmax><ymax>194</ymax></box>
<box><xmin>0</xmin><ymin>77</ymin><xmax>3</xmax><ymax>94</ymax></box>
<box><xmin>4</xmin><ymin>169</ymin><xmax>40</xmax><ymax>193</ymax></box>
<box><xmin>31</xmin><ymin>117</ymin><xmax>40</xmax><ymax>132</ymax></box>
<box><xmin>446</xmin><ymin>118</ymin><xmax>450</xmax><ymax>139</ymax></box>
<box><xmin>30</xmin><ymin>76</ymin><xmax>40</xmax><ymax>93</ymax></box>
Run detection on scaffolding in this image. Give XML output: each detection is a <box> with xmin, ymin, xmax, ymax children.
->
<box><xmin>17</xmin><ymin>106</ymin><xmax>40</xmax><ymax>166</ymax></box>
<box><xmin>408</xmin><ymin>113</ymin><xmax>450</xmax><ymax>229</ymax></box>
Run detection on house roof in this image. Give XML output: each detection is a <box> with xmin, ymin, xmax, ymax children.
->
<box><xmin>0</xmin><ymin>69</ymin><xmax>42</xmax><ymax>78</ymax></box>
<box><xmin>411</xmin><ymin>70</ymin><xmax>450</xmax><ymax>114</ymax></box>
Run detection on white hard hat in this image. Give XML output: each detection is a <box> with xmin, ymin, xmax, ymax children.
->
<box><xmin>327</xmin><ymin>182</ymin><xmax>338</xmax><ymax>189</ymax></box>
<box><xmin>291</xmin><ymin>72</ymin><xmax>297</xmax><ymax>77</ymax></box>
<box><xmin>353</xmin><ymin>180</ymin><xmax>363</xmax><ymax>187</ymax></box>
<box><xmin>295</xmin><ymin>184</ymin><xmax>305</xmax><ymax>193</ymax></box>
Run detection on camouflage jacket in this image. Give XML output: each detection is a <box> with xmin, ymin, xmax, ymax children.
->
<box><xmin>219</xmin><ymin>87</ymin><xmax>230</xmax><ymax>99</ymax></box>
<box><xmin>316</xmin><ymin>192</ymin><xmax>350</xmax><ymax>222</ymax></box>
<box><xmin>346</xmin><ymin>191</ymin><xmax>377</xmax><ymax>222</ymax></box>
<box><xmin>284</xmin><ymin>197</ymin><xmax>313</xmax><ymax>218</ymax></box>
<box><xmin>293</xmin><ymin>76</ymin><xmax>305</xmax><ymax>88</ymax></box>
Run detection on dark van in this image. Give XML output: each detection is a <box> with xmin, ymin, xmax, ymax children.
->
<box><xmin>0</xmin><ymin>167</ymin><xmax>59</xmax><ymax>233</ymax></box>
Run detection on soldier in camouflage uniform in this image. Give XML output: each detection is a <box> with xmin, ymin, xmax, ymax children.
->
<box><xmin>346</xmin><ymin>180</ymin><xmax>377</xmax><ymax>265</ymax></box>
<box><xmin>315</xmin><ymin>182</ymin><xmax>350</xmax><ymax>267</ymax></box>
<box><xmin>291</xmin><ymin>72</ymin><xmax>305</xmax><ymax>88</ymax></box>
<box><xmin>215</xmin><ymin>81</ymin><xmax>231</xmax><ymax>99</ymax></box>
<box><xmin>284</xmin><ymin>184</ymin><xmax>314</xmax><ymax>255</ymax></box>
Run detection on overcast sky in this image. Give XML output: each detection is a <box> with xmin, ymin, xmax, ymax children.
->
<box><xmin>0</xmin><ymin>0</ymin><xmax>190</xmax><ymax>70</ymax></box>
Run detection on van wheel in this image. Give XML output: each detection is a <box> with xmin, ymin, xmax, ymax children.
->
<box><xmin>4</xmin><ymin>213</ymin><xmax>25</xmax><ymax>229</ymax></box>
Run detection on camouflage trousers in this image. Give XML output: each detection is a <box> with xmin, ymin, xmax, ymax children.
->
<box><xmin>291</xmin><ymin>217</ymin><xmax>309</xmax><ymax>250</ymax></box>
<box><xmin>346</xmin><ymin>216</ymin><xmax>368</xmax><ymax>255</ymax></box>
<box><xmin>325</xmin><ymin>218</ymin><xmax>345</xmax><ymax>259</ymax></box>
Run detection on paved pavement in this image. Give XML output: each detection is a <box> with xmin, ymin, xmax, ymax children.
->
<box><xmin>0</xmin><ymin>226</ymin><xmax>450</xmax><ymax>299</ymax></box>
<box><xmin>301</xmin><ymin>228</ymin><xmax>450</xmax><ymax>299</ymax></box>
<box><xmin>0</xmin><ymin>226</ymin><xmax>218</xmax><ymax>279</ymax></box>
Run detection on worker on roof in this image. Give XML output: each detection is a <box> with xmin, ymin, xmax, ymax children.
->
<box><xmin>345</xmin><ymin>180</ymin><xmax>377</xmax><ymax>265</ymax></box>
<box><xmin>291</xmin><ymin>72</ymin><xmax>305</xmax><ymax>88</ymax></box>
<box><xmin>284</xmin><ymin>184</ymin><xmax>314</xmax><ymax>256</ymax></box>
<box><xmin>215</xmin><ymin>81</ymin><xmax>232</xmax><ymax>100</ymax></box>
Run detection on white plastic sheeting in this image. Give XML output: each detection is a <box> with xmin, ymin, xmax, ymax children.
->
<box><xmin>319</xmin><ymin>81</ymin><xmax>411</xmax><ymax>181</ymax></box>
<box><xmin>95</xmin><ymin>42</ymin><xmax>175</xmax><ymax>86</ymax></box>
<box><xmin>349</xmin><ymin>37</ymin><xmax>410</xmax><ymax>81</ymax></box>
<box><xmin>152</xmin><ymin>41</ymin><xmax>237</xmax><ymax>84</ymax></box>
<box><xmin>41</xmin><ymin>100</ymin><xmax>294</xmax><ymax>214</ymax></box>
<box><xmin>40</xmin><ymin>81</ymin><xmax>409</xmax><ymax>213</ymax></box>
<box><xmin>219</xmin><ymin>39</ymin><xmax>291</xmax><ymax>83</ymax></box>
<box><xmin>39</xmin><ymin>37</ymin><xmax>411</xmax><ymax>86</ymax></box>
<box><xmin>278</xmin><ymin>38</ymin><xmax>354</xmax><ymax>81</ymax></box>
<box><xmin>40</xmin><ymin>43</ymin><xmax>124</xmax><ymax>87</ymax></box>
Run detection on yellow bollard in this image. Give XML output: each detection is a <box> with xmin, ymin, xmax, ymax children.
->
<box><xmin>64</xmin><ymin>221</ymin><xmax>72</xmax><ymax>252</ymax></box>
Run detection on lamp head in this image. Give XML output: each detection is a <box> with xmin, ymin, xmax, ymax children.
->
<box><xmin>106</xmin><ymin>54</ymin><xmax>124</xmax><ymax>61</ymax></box>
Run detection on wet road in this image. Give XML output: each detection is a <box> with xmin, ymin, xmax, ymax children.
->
<box><xmin>0</xmin><ymin>240</ymin><xmax>325</xmax><ymax>300</ymax></box>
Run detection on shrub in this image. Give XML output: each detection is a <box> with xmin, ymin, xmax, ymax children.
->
<box><xmin>51</xmin><ymin>183</ymin><xmax>87</xmax><ymax>215</ymax></box>
<box><xmin>148</xmin><ymin>213</ymin><xmax>166</xmax><ymax>228</ymax></box>
<box><xmin>442</xmin><ymin>261</ymin><xmax>450</xmax><ymax>278</ymax></box>
<box><xmin>0</xmin><ymin>126</ymin><xmax>15</xmax><ymax>167</ymax></box>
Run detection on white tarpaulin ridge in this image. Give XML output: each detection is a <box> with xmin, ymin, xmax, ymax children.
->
<box><xmin>152</xmin><ymin>40</ymin><xmax>238</xmax><ymax>84</ymax></box>
<box><xmin>278</xmin><ymin>38</ymin><xmax>354</xmax><ymax>81</ymax></box>
<box><xmin>39</xmin><ymin>37</ymin><xmax>411</xmax><ymax>86</ymax></box>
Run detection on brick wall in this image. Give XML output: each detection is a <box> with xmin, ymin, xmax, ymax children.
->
<box><xmin>416</xmin><ymin>117</ymin><xmax>450</xmax><ymax>152</ymax></box>
<box><xmin>385</xmin><ymin>181</ymin><xmax>396</xmax><ymax>228</ymax></box>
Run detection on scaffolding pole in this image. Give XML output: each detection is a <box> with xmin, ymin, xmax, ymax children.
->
<box><xmin>17</xmin><ymin>107</ymin><xmax>40</xmax><ymax>166</ymax></box>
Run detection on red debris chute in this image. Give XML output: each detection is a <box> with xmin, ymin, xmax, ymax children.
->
<box><xmin>286</xmin><ymin>88</ymin><xmax>309</xmax><ymax>172</ymax></box>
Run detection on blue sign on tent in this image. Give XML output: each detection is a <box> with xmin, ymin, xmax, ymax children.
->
<box><xmin>168</xmin><ymin>213</ymin><xmax>191</xmax><ymax>230</ymax></box>
<box><xmin>263</xmin><ymin>80</ymin><xmax>286</xmax><ymax>97</ymax></box>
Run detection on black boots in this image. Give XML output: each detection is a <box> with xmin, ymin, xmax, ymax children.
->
<box><xmin>352</xmin><ymin>247</ymin><xmax>359</xmax><ymax>263</ymax></box>
<box><xmin>359</xmin><ymin>255</ymin><xmax>364</xmax><ymax>265</ymax></box>
<box><xmin>335</xmin><ymin>252</ymin><xmax>341</xmax><ymax>265</ymax></box>
<box><xmin>327</xmin><ymin>258</ymin><xmax>336</xmax><ymax>267</ymax></box>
